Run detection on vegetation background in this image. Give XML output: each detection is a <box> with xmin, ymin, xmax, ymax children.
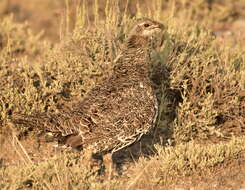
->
<box><xmin>0</xmin><ymin>0</ymin><xmax>244</xmax><ymax>189</ymax></box>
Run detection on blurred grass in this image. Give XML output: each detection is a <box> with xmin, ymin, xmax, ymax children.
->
<box><xmin>0</xmin><ymin>0</ymin><xmax>245</xmax><ymax>189</ymax></box>
<box><xmin>1</xmin><ymin>0</ymin><xmax>245</xmax><ymax>41</ymax></box>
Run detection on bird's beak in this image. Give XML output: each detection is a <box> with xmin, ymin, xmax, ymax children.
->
<box><xmin>152</xmin><ymin>23</ymin><xmax>165</xmax><ymax>32</ymax></box>
<box><xmin>158</xmin><ymin>23</ymin><xmax>165</xmax><ymax>30</ymax></box>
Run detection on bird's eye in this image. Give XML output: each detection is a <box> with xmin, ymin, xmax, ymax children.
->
<box><xmin>144</xmin><ymin>23</ymin><xmax>150</xmax><ymax>27</ymax></box>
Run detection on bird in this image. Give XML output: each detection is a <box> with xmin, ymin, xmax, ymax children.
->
<box><xmin>12</xmin><ymin>18</ymin><xmax>164</xmax><ymax>171</ymax></box>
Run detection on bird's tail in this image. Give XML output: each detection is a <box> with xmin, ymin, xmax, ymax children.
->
<box><xmin>11</xmin><ymin>111</ymin><xmax>87</xmax><ymax>150</ymax></box>
<box><xmin>11</xmin><ymin>112</ymin><xmax>64</xmax><ymax>136</ymax></box>
<box><xmin>11</xmin><ymin>111</ymin><xmax>80</xmax><ymax>138</ymax></box>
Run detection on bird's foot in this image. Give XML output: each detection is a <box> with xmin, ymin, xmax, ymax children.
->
<box><xmin>103</xmin><ymin>153</ymin><xmax>116</xmax><ymax>178</ymax></box>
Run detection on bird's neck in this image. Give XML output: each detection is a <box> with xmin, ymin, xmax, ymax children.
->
<box><xmin>120</xmin><ymin>35</ymin><xmax>151</xmax><ymax>64</ymax></box>
<box><xmin>126</xmin><ymin>35</ymin><xmax>149</xmax><ymax>49</ymax></box>
<box><xmin>122</xmin><ymin>49</ymin><xmax>149</xmax><ymax>67</ymax></box>
<box><xmin>113</xmin><ymin>38</ymin><xmax>151</xmax><ymax>78</ymax></box>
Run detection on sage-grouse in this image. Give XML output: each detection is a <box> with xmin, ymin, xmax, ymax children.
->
<box><xmin>12</xmin><ymin>18</ymin><xmax>164</xmax><ymax>165</ymax></box>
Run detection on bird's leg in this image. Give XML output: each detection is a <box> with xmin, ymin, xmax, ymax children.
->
<box><xmin>82</xmin><ymin>148</ymin><xmax>96</xmax><ymax>172</ymax></box>
<box><xmin>83</xmin><ymin>147</ymin><xmax>93</xmax><ymax>164</ymax></box>
<box><xmin>103</xmin><ymin>153</ymin><xmax>114</xmax><ymax>179</ymax></box>
<box><xmin>81</xmin><ymin>148</ymin><xmax>103</xmax><ymax>175</ymax></box>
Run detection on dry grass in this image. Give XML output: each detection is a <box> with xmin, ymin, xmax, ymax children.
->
<box><xmin>0</xmin><ymin>0</ymin><xmax>245</xmax><ymax>189</ymax></box>
<box><xmin>125</xmin><ymin>137</ymin><xmax>245</xmax><ymax>189</ymax></box>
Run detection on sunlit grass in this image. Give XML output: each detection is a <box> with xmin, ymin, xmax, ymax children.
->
<box><xmin>0</xmin><ymin>0</ymin><xmax>244</xmax><ymax>189</ymax></box>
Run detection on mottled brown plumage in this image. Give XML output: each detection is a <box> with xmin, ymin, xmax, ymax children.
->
<box><xmin>13</xmin><ymin>18</ymin><xmax>164</xmax><ymax>157</ymax></box>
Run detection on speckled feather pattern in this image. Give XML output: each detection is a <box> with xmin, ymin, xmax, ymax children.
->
<box><xmin>12</xmin><ymin>18</ymin><xmax>164</xmax><ymax>155</ymax></box>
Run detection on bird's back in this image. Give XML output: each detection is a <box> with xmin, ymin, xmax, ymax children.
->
<box><xmin>48</xmin><ymin>47</ymin><xmax>157</xmax><ymax>153</ymax></box>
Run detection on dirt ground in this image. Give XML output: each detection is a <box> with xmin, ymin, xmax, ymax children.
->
<box><xmin>166</xmin><ymin>156</ymin><xmax>245</xmax><ymax>190</ymax></box>
<box><xmin>1</xmin><ymin>129</ymin><xmax>245</xmax><ymax>190</ymax></box>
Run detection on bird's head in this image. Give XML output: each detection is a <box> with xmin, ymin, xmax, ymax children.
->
<box><xmin>126</xmin><ymin>18</ymin><xmax>165</xmax><ymax>48</ymax></box>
